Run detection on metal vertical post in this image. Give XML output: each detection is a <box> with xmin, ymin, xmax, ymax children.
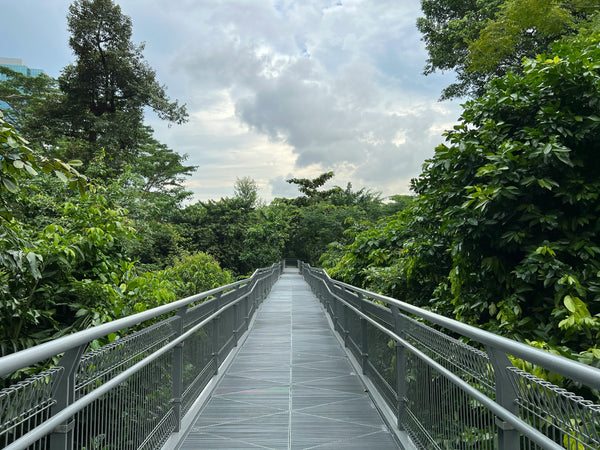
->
<box><xmin>343</xmin><ymin>301</ymin><xmax>349</xmax><ymax>347</ymax></box>
<box><xmin>171</xmin><ymin>307</ymin><xmax>186</xmax><ymax>432</ymax></box>
<box><xmin>212</xmin><ymin>292</ymin><xmax>222</xmax><ymax>375</ymax></box>
<box><xmin>358</xmin><ymin>293</ymin><xmax>369</xmax><ymax>375</ymax></box>
<box><xmin>252</xmin><ymin>281</ymin><xmax>258</xmax><ymax>311</ymax></box>
<box><xmin>486</xmin><ymin>346</ymin><xmax>520</xmax><ymax>449</ymax></box>
<box><xmin>243</xmin><ymin>291</ymin><xmax>250</xmax><ymax>333</ymax></box>
<box><xmin>232</xmin><ymin>302</ymin><xmax>239</xmax><ymax>347</ymax></box>
<box><xmin>50</xmin><ymin>344</ymin><xmax>87</xmax><ymax>450</ymax></box>
<box><xmin>328</xmin><ymin>279</ymin><xmax>338</xmax><ymax>331</ymax></box>
<box><xmin>390</xmin><ymin>306</ymin><xmax>407</xmax><ymax>430</ymax></box>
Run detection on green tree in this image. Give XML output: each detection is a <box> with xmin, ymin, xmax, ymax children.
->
<box><xmin>417</xmin><ymin>0</ymin><xmax>505</xmax><ymax>99</ymax></box>
<box><xmin>434</xmin><ymin>37</ymin><xmax>600</xmax><ymax>353</ymax></box>
<box><xmin>0</xmin><ymin>112</ymin><xmax>86</xmax><ymax>221</ymax></box>
<box><xmin>234</xmin><ymin>176</ymin><xmax>260</xmax><ymax>210</ymax></box>
<box><xmin>135</xmin><ymin>126</ymin><xmax>196</xmax><ymax>197</ymax></box>
<box><xmin>0</xmin><ymin>67</ymin><xmax>59</xmax><ymax>132</ymax></box>
<box><xmin>57</xmin><ymin>0</ymin><xmax>187</xmax><ymax>170</ymax></box>
<box><xmin>328</xmin><ymin>35</ymin><xmax>600</xmax><ymax>365</ymax></box>
<box><xmin>175</xmin><ymin>196</ymin><xmax>256</xmax><ymax>276</ymax></box>
<box><xmin>0</xmin><ymin>189</ymin><xmax>137</xmax><ymax>355</ymax></box>
<box><xmin>468</xmin><ymin>0</ymin><xmax>576</xmax><ymax>73</ymax></box>
<box><xmin>417</xmin><ymin>0</ymin><xmax>600</xmax><ymax>99</ymax></box>
<box><xmin>286</xmin><ymin>171</ymin><xmax>337</xmax><ymax>205</ymax></box>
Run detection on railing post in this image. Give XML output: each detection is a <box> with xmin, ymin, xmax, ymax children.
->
<box><xmin>211</xmin><ymin>292</ymin><xmax>223</xmax><ymax>375</ymax></box>
<box><xmin>171</xmin><ymin>307</ymin><xmax>186</xmax><ymax>432</ymax></box>
<box><xmin>486</xmin><ymin>346</ymin><xmax>520</xmax><ymax>449</ymax></box>
<box><xmin>50</xmin><ymin>344</ymin><xmax>87</xmax><ymax>450</ymax></box>
<box><xmin>390</xmin><ymin>306</ymin><xmax>407</xmax><ymax>431</ymax></box>
<box><xmin>243</xmin><ymin>289</ymin><xmax>250</xmax><ymax>334</ymax></box>
<box><xmin>358</xmin><ymin>293</ymin><xmax>369</xmax><ymax>375</ymax></box>
<box><xmin>343</xmin><ymin>300</ymin><xmax>350</xmax><ymax>348</ymax></box>
<box><xmin>328</xmin><ymin>280</ymin><xmax>339</xmax><ymax>331</ymax></box>
<box><xmin>233</xmin><ymin>301</ymin><xmax>239</xmax><ymax>347</ymax></box>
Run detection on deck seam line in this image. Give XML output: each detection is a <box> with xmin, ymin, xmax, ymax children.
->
<box><xmin>288</xmin><ymin>288</ymin><xmax>293</xmax><ymax>450</ymax></box>
<box><xmin>292</xmin><ymin>410</ymin><xmax>387</xmax><ymax>429</ymax></box>
<box><xmin>303</xmin><ymin>429</ymin><xmax>394</xmax><ymax>450</ymax></box>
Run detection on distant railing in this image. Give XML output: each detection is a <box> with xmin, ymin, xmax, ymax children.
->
<box><xmin>0</xmin><ymin>263</ymin><xmax>282</xmax><ymax>450</ymax></box>
<box><xmin>301</xmin><ymin>263</ymin><xmax>600</xmax><ymax>450</ymax></box>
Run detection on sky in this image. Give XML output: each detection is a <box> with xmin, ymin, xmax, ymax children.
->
<box><xmin>1</xmin><ymin>0</ymin><xmax>462</xmax><ymax>202</ymax></box>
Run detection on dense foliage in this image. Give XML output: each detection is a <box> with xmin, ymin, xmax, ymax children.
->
<box><xmin>3</xmin><ymin>0</ymin><xmax>600</xmax><ymax>380</ymax></box>
<box><xmin>323</xmin><ymin>34</ymin><xmax>600</xmax><ymax>369</ymax></box>
<box><xmin>418</xmin><ymin>0</ymin><xmax>600</xmax><ymax>99</ymax></box>
<box><xmin>0</xmin><ymin>0</ymin><xmax>213</xmax><ymax>358</ymax></box>
<box><xmin>0</xmin><ymin>1</ymin><xmax>403</xmax><ymax>358</ymax></box>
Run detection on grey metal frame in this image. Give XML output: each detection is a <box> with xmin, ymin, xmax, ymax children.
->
<box><xmin>300</xmin><ymin>263</ymin><xmax>600</xmax><ymax>450</ymax></box>
<box><xmin>0</xmin><ymin>263</ymin><xmax>282</xmax><ymax>450</ymax></box>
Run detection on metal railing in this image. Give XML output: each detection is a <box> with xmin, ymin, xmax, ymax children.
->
<box><xmin>300</xmin><ymin>263</ymin><xmax>600</xmax><ymax>450</ymax></box>
<box><xmin>0</xmin><ymin>263</ymin><xmax>282</xmax><ymax>450</ymax></box>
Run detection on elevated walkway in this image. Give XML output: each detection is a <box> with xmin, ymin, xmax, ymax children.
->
<box><xmin>176</xmin><ymin>269</ymin><xmax>399</xmax><ymax>449</ymax></box>
<box><xmin>2</xmin><ymin>262</ymin><xmax>599</xmax><ymax>449</ymax></box>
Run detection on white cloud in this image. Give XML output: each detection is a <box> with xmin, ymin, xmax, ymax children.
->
<box><xmin>0</xmin><ymin>0</ymin><xmax>461</xmax><ymax>202</ymax></box>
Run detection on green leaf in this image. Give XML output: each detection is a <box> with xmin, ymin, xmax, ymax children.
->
<box><xmin>537</xmin><ymin>178</ymin><xmax>557</xmax><ymax>190</ymax></box>
<box><xmin>54</xmin><ymin>170</ymin><xmax>68</xmax><ymax>183</ymax></box>
<box><xmin>26</xmin><ymin>252</ymin><xmax>42</xmax><ymax>280</ymax></box>
<box><xmin>6</xmin><ymin>136</ymin><xmax>18</xmax><ymax>148</ymax></box>
<box><xmin>23</xmin><ymin>163</ymin><xmax>38</xmax><ymax>176</ymax></box>
<box><xmin>2</xmin><ymin>177</ymin><xmax>18</xmax><ymax>193</ymax></box>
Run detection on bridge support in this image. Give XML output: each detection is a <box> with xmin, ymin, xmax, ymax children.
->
<box><xmin>358</xmin><ymin>293</ymin><xmax>369</xmax><ymax>375</ymax></box>
<box><xmin>486</xmin><ymin>346</ymin><xmax>520</xmax><ymax>450</ymax></box>
<box><xmin>390</xmin><ymin>306</ymin><xmax>408</xmax><ymax>431</ymax></box>
<box><xmin>50</xmin><ymin>344</ymin><xmax>87</xmax><ymax>450</ymax></box>
<box><xmin>170</xmin><ymin>307</ymin><xmax>186</xmax><ymax>432</ymax></box>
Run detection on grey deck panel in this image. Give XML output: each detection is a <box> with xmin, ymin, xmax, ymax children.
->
<box><xmin>178</xmin><ymin>269</ymin><xmax>399</xmax><ymax>449</ymax></box>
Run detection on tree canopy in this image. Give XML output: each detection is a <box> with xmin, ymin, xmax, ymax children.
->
<box><xmin>324</xmin><ymin>34</ymin><xmax>600</xmax><ymax>368</ymax></box>
<box><xmin>54</xmin><ymin>0</ymin><xmax>188</xmax><ymax>170</ymax></box>
<box><xmin>417</xmin><ymin>0</ymin><xmax>600</xmax><ymax>99</ymax></box>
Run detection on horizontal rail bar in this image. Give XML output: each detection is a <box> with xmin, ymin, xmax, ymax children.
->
<box><xmin>320</xmin><ymin>279</ymin><xmax>563</xmax><ymax>450</ymax></box>
<box><xmin>317</xmin><ymin>268</ymin><xmax>600</xmax><ymax>391</ymax></box>
<box><xmin>0</xmin><ymin>273</ymin><xmax>266</xmax><ymax>378</ymax></box>
<box><xmin>3</xmin><ymin>270</ymin><xmax>276</xmax><ymax>450</ymax></box>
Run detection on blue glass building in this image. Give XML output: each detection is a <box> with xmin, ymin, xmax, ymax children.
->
<box><xmin>0</xmin><ymin>57</ymin><xmax>44</xmax><ymax>79</ymax></box>
<box><xmin>0</xmin><ymin>58</ymin><xmax>44</xmax><ymax>112</ymax></box>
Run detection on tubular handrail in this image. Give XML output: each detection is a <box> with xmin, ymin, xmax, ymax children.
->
<box><xmin>309</xmin><ymin>266</ymin><xmax>600</xmax><ymax>391</ymax></box>
<box><xmin>301</xmin><ymin>262</ymin><xmax>600</xmax><ymax>450</ymax></box>
<box><xmin>310</xmin><ymin>268</ymin><xmax>562</xmax><ymax>449</ymax></box>
<box><xmin>0</xmin><ymin>262</ymin><xmax>282</xmax><ymax>450</ymax></box>
<box><xmin>0</xmin><ymin>268</ymin><xmax>267</xmax><ymax>378</ymax></box>
<box><xmin>2</xmin><ymin>270</ymin><xmax>273</xmax><ymax>450</ymax></box>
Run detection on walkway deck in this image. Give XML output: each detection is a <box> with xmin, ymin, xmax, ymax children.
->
<box><xmin>177</xmin><ymin>269</ymin><xmax>399</xmax><ymax>449</ymax></box>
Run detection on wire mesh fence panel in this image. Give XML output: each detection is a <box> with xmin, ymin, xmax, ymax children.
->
<box><xmin>181</xmin><ymin>324</ymin><xmax>213</xmax><ymax>416</ymax></box>
<box><xmin>183</xmin><ymin>300</ymin><xmax>214</xmax><ymax>333</ymax></box>
<box><xmin>404</xmin><ymin>352</ymin><xmax>498</xmax><ymax>449</ymax></box>
<box><xmin>508</xmin><ymin>367</ymin><xmax>600</xmax><ymax>450</ymax></box>
<box><xmin>346</xmin><ymin>306</ymin><xmax>363</xmax><ymax>363</ymax></box>
<box><xmin>403</xmin><ymin>316</ymin><xmax>496</xmax><ymax>398</ymax></box>
<box><xmin>365</xmin><ymin>318</ymin><xmax>397</xmax><ymax>410</ymax></box>
<box><xmin>217</xmin><ymin>304</ymin><xmax>235</xmax><ymax>358</ymax></box>
<box><xmin>74</xmin><ymin>319</ymin><xmax>177</xmax><ymax>449</ymax></box>
<box><xmin>0</xmin><ymin>367</ymin><xmax>62</xmax><ymax>449</ymax></box>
